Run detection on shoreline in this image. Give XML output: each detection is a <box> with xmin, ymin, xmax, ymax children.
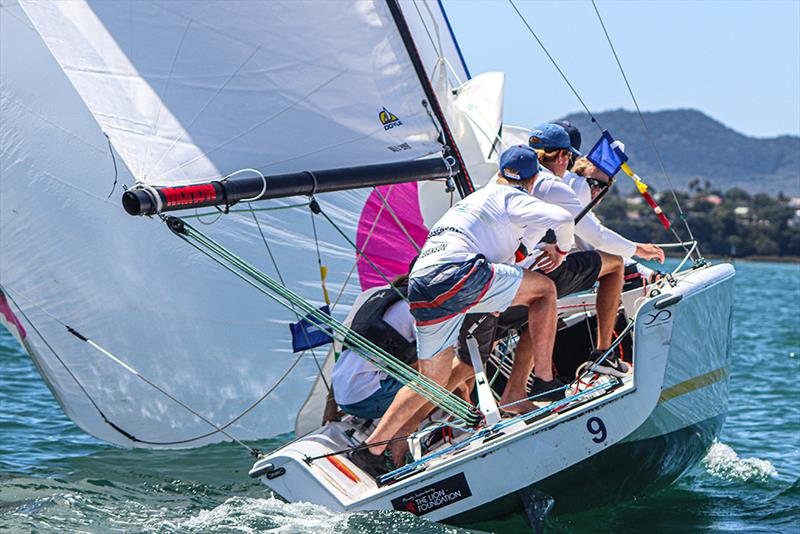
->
<box><xmin>664</xmin><ymin>252</ymin><xmax>800</xmax><ymax>264</ymax></box>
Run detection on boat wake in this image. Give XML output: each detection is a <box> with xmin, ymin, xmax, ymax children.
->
<box><xmin>166</xmin><ymin>496</ymin><xmax>341</xmax><ymax>533</ymax></box>
<box><xmin>702</xmin><ymin>440</ymin><xmax>778</xmax><ymax>482</ymax></box>
<box><xmin>164</xmin><ymin>496</ymin><xmax>465</xmax><ymax>534</ymax></box>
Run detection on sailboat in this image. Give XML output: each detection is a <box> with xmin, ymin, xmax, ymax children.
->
<box><xmin>1</xmin><ymin>0</ymin><xmax>734</xmax><ymax>528</ymax></box>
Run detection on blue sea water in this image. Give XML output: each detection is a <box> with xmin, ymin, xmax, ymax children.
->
<box><xmin>0</xmin><ymin>260</ymin><xmax>798</xmax><ymax>533</ymax></box>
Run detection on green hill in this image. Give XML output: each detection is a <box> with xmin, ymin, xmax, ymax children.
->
<box><xmin>557</xmin><ymin>109</ymin><xmax>800</xmax><ymax>197</ymax></box>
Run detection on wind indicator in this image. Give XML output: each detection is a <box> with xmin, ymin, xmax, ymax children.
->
<box><xmin>619</xmin><ymin>162</ymin><xmax>671</xmax><ymax>230</ymax></box>
<box><xmin>587</xmin><ymin>131</ymin><xmax>672</xmax><ymax>230</ymax></box>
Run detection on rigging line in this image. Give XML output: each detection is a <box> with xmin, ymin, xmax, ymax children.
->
<box><xmin>583</xmin><ymin>303</ymin><xmax>595</xmax><ymax>350</ymax></box>
<box><xmin>104</xmin><ymin>133</ymin><xmax>120</xmax><ymax>199</ymax></box>
<box><xmin>412</xmin><ymin>0</ymin><xmax>443</xmax><ymax>59</ymax></box>
<box><xmin>2</xmin><ymin>288</ymin><xmax>128</xmax><ymax>440</ymax></box>
<box><xmin>388</xmin><ymin>0</ymin><xmax>474</xmax><ymax>196</ymax></box>
<box><xmin>374</xmin><ymin>187</ymin><xmax>422</xmax><ymax>253</ymax></box>
<box><xmin>181</xmin><ymin>203</ymin><xmax>309</xmax><ymax>219</ymax></box>
<box><xmin>307</xmin><ymin>203</ymin><xmax>333</xmax><ymax>393</ymax></box>
<box><xmin>329</xmin><ymin>186</ymin><xmax>394</xmax><ymax>311</ymax></box>
<box><xmin>69</xmin><ymin>329</ymin><xmax>257</xmax><ymax>454</ymax></box>
<box><xmin>118</xmin><ymin>347</ymin><xmax>307</xmax><ymax>447</ymax></box>
<box><xmin>3</xmin><ymin>286</ymin><xmax>262</xmax><ymax>451</ymax></box>
<box><xmin>313</xmin><ymin>200</ymin><xmax>407</xmax><ymax>302</ymax></box>
<box><xmin>245</xmin><ymin>201</ymin><xmax>331</xmax><ymax>395</ymax></box>
<box><xmin>590</xmin><ymin>0</ymin><xmax>697</xmax><ymax>251</ymax></box>
<box><xmin>507</xmin><ymin>0</ymin><xmax>603</xmax><ymax>132</ymax></box>
<box><xmin>173</xmin><ymin>222</ymin><xmax>477</xmax><ymax>419</ymax></box>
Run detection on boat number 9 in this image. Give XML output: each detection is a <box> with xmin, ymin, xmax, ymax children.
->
<box><xmin>587</xmin><ymin>417</ymin><xmax>607</xmax><ymax>443</ymax></box>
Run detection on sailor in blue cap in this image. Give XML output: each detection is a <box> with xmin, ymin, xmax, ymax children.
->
<box><xmin>553</xmin><ymin>119</ymin><xmax>582</xmax><ymax>170</ymax></box>
<box><xmin>500</xmin><ymin>124</ymin><xmax>664</xmax><ymax>379</ymax></box>
<box><xmin>353</xmin><ymin>146</ymin><xmax>575</xmax><ymax>477</ymax></box>
<box><xmin>528</xmin><ymin>122</ymin><xmax>582</xmax><ymax>178</ymax></box>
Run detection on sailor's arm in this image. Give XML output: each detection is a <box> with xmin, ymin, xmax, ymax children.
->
<box><xmin>579</xmin><ymin>213</ymin><xmax>665</xmax><ymax>262</ymax></box>
<box><xmin>575</xmin><ymin>212</ymin><xmax>637</xmax><ymax>258</ymax></box>
<box><xmin>535</xmin><ymin>178</ymin><xmax>633</xmax><ymax>256</ymax></box>
<box><xmin>508</xmin><ymin>195</ymin><xmax>575</xmax><ymax>252</ymax></box>
<box><xmin>509</xmin><ymin>199</ymin><xmax>574</xmax><ymax>271</ymax></box>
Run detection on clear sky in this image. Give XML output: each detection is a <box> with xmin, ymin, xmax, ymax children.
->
<box><xmin>442</xmin><ymin>0</ymin><xmax>800</xmax><ymax>138</ymax></box>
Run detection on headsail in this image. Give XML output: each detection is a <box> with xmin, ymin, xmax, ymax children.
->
<box><xmin>2</xmin><ymin>0</ymin><xmax>481</xmax><ymax>448</ymax></box>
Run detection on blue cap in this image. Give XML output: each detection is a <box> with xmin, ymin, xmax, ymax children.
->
<box><xmin>499</xmin><ymin>145</ymin><xmax>540</xmax><ymax>181</ymax></box>
<box><xmin>528</xmin><ymin>123</ymin><xmax>581</xmax><ymax>156</ymax></box>
<box><xmin>553</xmin><ymin>120</ymin><xmax>582</xmax><ymax>152</ymax></box>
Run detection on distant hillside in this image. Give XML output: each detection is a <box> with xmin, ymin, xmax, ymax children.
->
<box><xmin>556</xmin><ymin>109</ymin><xmax>800</xmax><ymax>196</ymax></box>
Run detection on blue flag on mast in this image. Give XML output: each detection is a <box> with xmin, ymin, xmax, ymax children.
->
<box><xmin>587</xmin><ymin>130</ymin><xmax>628</xmax><ymax>177</ymax></box>
<box><xmin>289</xmin><ymin>306</ymin><xmax>333</xmax><ymax>352</ymax></box>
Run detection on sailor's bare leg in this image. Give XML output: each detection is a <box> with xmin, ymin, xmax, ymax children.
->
<box><xmin>499</xmin><ymin>270</ymin><xmax>557</xmax><ymax>413</ymax></box>
<box><xmin>366</xmin><ymin>348</ymin><xmax>454</xmax><ymax>455</ymax></box>
<box><xmin>447</xmin><ymin>359</ymin><xmax>475</xmax><ymax>397</ymax></box>
<box><xmin>387</xmin><ymin>359</ymin><xmax>475</xmax><ymax>465</ymax></box>
<box><xmin>595</xmin><ymin>252</ymin><xmax>624</xmax><ymax>350</ymax></box>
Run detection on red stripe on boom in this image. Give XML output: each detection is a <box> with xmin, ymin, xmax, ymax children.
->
<box><xmin>162</xmin><ymin>184</ymin><xmax>218</xmax><ymax>208</ymax></box>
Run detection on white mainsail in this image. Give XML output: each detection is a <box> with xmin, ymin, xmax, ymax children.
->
<box><xmin>18</xmin><ymin>0</ymin><xmax>447</xmax><ymax>183</ymax></box>
<box><xmin>2</xmin><ymin>0</ymin><xmax>486</xmax><ymax>448</ymax></box>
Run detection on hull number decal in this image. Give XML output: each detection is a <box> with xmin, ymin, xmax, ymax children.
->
<box><xmin>391</xmin><ymin>472</ymin><xmax>472</xmax><ymax>516</ymax></box>
<box><xmin>587</xmin><ymin>417</ymin><xmax>607</xmax><ymax>443</ymax></box>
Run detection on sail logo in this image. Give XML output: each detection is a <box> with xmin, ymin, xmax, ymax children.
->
<box><xmin>379</xmin><ymin>107</ymin><xmax>403</xmax><ymax>130</ymax></box>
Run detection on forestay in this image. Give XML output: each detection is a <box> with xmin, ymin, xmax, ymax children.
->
<box><xmin>2</xmin><ymin>0</ymin><xmax>470</xmax><ymax>448</ymax></box>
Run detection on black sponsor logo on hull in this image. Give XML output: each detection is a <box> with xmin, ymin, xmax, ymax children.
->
<box><xmin>390</xmin><ymin>472</ymin><xmax>472</xmax><ymax>516</ymax></box>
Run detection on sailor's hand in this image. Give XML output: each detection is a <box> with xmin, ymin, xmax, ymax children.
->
<box><xmin>635</xmin><ymin>243</ymin><xmax>665</xmax><ymax>263</ymax></box>
<box><xmin>534</xmin><ymin>243</ymin><xmax>565</xmax><ymax>273</ymax></box>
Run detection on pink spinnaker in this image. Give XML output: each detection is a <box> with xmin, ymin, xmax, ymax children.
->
<box><xmin>356</xmin><ymin>183</ymin><xmax>429</xmax><ymax>290</ymax></box>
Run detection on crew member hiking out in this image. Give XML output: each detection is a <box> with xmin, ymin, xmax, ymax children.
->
<box><xmin>349</xmin><ymin>145</ymin><xmax>575</xmax><ymax>478</ymax></box>
<box><xmin>505</xmin><ymin>123</ymin><xmax>664</xmax><ymax>378</ymax></box>
<box><xmin>332</xmin><ymin>273</ymin><xmax>496</xmax><ymax>466</ymax></box>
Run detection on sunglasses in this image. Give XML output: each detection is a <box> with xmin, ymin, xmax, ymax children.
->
<box><xmin>585</xmin><ymin>177</ymin><xmax>608</xmax><ymax>189</ymax></box>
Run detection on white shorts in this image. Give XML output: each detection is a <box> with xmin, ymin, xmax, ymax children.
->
<box><xmin>415</xmin><ymin>262</ymin><xmax>523</xmax><ymax>360</ymax></box>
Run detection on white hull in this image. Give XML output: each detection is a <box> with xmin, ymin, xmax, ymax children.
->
<box><xmin>252</xmin><ymin>262</ymin><xmax>735</xmax><ymax>522</ymax></box>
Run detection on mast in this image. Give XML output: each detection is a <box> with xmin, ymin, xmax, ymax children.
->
<box><xmin>386</xmin><ymin>0</ymin><xmax>475</xmax><ymax>198</ymax></box>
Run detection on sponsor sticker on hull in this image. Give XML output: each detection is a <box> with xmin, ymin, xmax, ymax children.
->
<box><xmin>390</xmin><ymin>473</ymin><xmax>472</xmax><ymax>516</ymax></box>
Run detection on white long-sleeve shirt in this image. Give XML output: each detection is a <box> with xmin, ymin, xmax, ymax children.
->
<box><xmin>332</xmin><ymin>299</ymin><xmax>414</xmax><ymax>406</ymax></box>
<box><xmin>532</xmin><ymin>170</ymin><xmax>637</xmax><ymax>258</ymax></box>
<box><xmin>414</xmin><ymin>181</ymin><xmax>574</xmax><ymax>271</ymax></box>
